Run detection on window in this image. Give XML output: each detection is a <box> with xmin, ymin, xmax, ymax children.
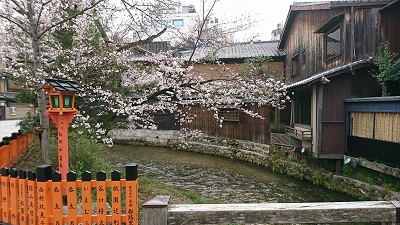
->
<box><xmin>291</xmin><ymin>53</ymin><xmax>299</xmax><ymax>76</ymax></box>
<box><xmin>295</xmin><ymin>92</ymin><xmax>311</xmax><ymax>125</ymax></box>
<box><xmin>325</xmin><ymin>26</ymin><xmax>341</xmax><ymax>60</ymax></box>
<box><xmin>172</xmin><ymin>19</ymin><xmax>184</xmax><ymax>27</ymax></box>
<box><xmin>218</xmin><ymin>108</ymin><xmax>239</xmax><ymax>122</ymax></box>
<box><xmin>316</xmin><ymin>14</ymin><xmax>344</xmax><ymax>61</ymax></box>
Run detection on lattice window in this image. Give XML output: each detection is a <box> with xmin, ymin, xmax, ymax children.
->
<box><xmin>218</xmin><ymin>108</ymin><xmax>239</xmax><ymax>122</ymax></box>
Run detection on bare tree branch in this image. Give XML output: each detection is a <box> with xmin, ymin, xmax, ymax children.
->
<box><xmin>37</xmin><ymin>0</ymin><xmax>105</xmax><ymax>39</ymax></box>
<box><xmin>117</xmin><ymin>27</ymin><xmax>167</xmax><ymax>52</ymax></box>
<box><xmin>0</xmin><ymin>14</ymin><xmax>30</xmax><ymax>34</ymax></box>
<box><xmin>35</xmin><ymin>0</ymin><xmax>51</xmax><ymax>35</ymax></box>
<box><xmin>185</xmin><ymin>0</ymin><xmax>218</xmax><ymax>67</ymax></box>
<box><xmin>10</xmin><ymin>0</ymin><xmax>27</xmax><ymax>16</ymax></box>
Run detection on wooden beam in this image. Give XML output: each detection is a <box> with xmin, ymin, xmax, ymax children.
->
<box><xmin>168</xmin><ymin>201</ymin><xmax>399</xmax><ymax>224</ymax></box>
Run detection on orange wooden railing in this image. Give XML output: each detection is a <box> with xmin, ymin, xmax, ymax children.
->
<box><xmin>0</xmin><ymin>164</ymin><xmax>139</xmax><ymax>225</ymax></box>
<box><xmin>0</xmin><ymin>133</ymin><xmax>34</xmax><ymax>168</ymax></box>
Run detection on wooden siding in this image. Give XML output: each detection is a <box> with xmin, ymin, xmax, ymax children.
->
<box><xmin>283</xmin><ymin>7</ymin><xmax>382</xmax><ymax>83</ymax></box>
<box><xmin>353</xmin><ymin>8</ymin><xmax>381</xmax><ymax>59</ymax></box>
<box><xmin>380</xmin><ymin>1</ymin><xmax>400</xmax><ymax>54</ymax></box>
<box><xmin>192</xmin><ymin>62</ymin><xmax>284</xmax><ymax>80</ymax></box>
<box><xmin>320</xmin><ymin>70</ymin><xmax>380</xmax><ymax>156</ymax></box>
<box><xmin>182</xmin><ymin>105</ymin><xmax>270</xmax><ymax>144</ymax></box>
<box><xmin>321</xmin><ymin>74</ymin><xmax>350</xmax><ymax>156</ymax></box>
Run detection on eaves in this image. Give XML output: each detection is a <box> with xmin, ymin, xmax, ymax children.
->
<box><xmin>286</xmin><ymin>56</ymin><xmax>374</xmax><ymax>90</ymax></box>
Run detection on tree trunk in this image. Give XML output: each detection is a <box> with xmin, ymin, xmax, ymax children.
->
<box><xmin>382</xmin><ymin>83</ymin><xmax>388</xmax><ymax>97</ymax></box>
<box><xmin>28</xmin><ymin>0</ymin><xmax>51</xmax><ymax>163</ymax></box>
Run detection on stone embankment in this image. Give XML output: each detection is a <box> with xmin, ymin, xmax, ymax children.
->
<box><xmin>109</xmin><ymin>129</ymin><xmax>400</xmax><ymax>201</ymax></box>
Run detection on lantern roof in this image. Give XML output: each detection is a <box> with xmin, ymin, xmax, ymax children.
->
<box><xmin>44</xmin><ymin>79</ymin><xmax>83</xmax><ymax>92</ymax></box>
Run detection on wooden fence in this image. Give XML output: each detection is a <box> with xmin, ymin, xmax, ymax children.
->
<box><xmin>351</xmin><ymin>112</ymin><xmax>400</xmax><ymax>142</ymax></box>
<box><xmin>0</xmin><ymin>133</ymin><xmax>34</xmax><ymax>169</ymax></box>
<box><xmin>0</xmin><ymin>164</ymin><xmax>138</xmax><ymax>225</ymax></box>
<box><xmin>144</xmin><ymin>196</ymin><xmax>400</xmax><ymax>225</ymax></box>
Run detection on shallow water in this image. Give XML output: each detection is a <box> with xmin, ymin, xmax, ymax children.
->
<box><xmin>108</xmin><ymin>144</ymin><xmax>356</xmax><ymax>204</ymax></box>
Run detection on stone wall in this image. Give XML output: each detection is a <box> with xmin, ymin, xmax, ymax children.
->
<box><xmin>109</xmin><ymin>129</ymin><xmax>400</xmax><ymax>201</ymax></box>
<box><xmin>176</xmin><ymin>141</ymin><xmax>400</xmax><ymax>201</ymax></box>
<box><xmin>109</xmin><ymin>129</ymin><xmax>181</xmax><ymax>146</ymax></box>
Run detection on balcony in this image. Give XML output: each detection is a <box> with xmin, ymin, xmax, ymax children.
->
<box><xmin>285</xmin><ymin>126</ymin><xmax>312</xmax><ymax>141</ymax></box>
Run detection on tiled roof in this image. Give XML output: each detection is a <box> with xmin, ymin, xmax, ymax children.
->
<box><xmin>44</xmin><ymin>79</ymin><xmax>83</xmax><ymax>92</ymax></box>
<box><xmin>286</xmin><ymin>55</ymin><xmax>373</xmax><ymax>89</ymax></box>
<box><xmin>178</xmin><ymin>41</ymin><xmax>286</xmax><ymax>61</ymax></box>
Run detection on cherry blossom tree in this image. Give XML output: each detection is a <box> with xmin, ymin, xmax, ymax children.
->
<box><xmin>0</xmin><ymin>0</ymin><xmax>179</xmax><ymax>162</ymax></box>
<box><xmin>0</xmin><ymin>0</ymin><xmax>289</xmax><ymax>164</ymax></box>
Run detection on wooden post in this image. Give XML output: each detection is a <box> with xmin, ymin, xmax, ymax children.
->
<box><xmin>111</xmin><ymin>171</ymin><xmax>122</xmax><ymax>225</ymax></box>
<box><xmin>125</xmin><ymin>163</ymin><xmax>138</xmax><ymax>225</ymax></box>
<box><xmin>1</xmin><ymin>167</ymin><xmax>10</xmax><ymax>223</ymax></box>
<box><xmin>142</xmin><ymin>196</ymin><xmax>170</xmax><ymax>225</ymax></box>
<box><xmin>67</xmin><ymin>171</ymin><xmax>78</xmax><ymax>225</ymax></box>
<box><xmin>36</xmin><ymin>164</ymin><xmax>52</xmax><ymax>225</ymax></box>
<box><xmin>18</xmin><ymin>169</ymin><xmax>28</xmax><ymax>225</ymax></box>
<box><xmin>27</xmin><ymin>171</ymin><xmax>37</xmax><ymax>225</ymax></box>
<box><xmin>9</xmin><ymin>168</ymin><xmax>18</xmax><ymax>225</ymax></box>
<box><xmin>51</xmin><ymin>171</ymin><xmax>63</xmax><ymax>224</ymax></box>
<box><xmin>82</xmin><ymin>171</ymin><xmax>92</xmax><ymax>224</ymax></box>
<box><xmin>96</xmin><ymin>171</ymin><xmax>107</xmax><ymax>224</ymax></box>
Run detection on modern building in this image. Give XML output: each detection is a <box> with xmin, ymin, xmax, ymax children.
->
<box><xmin>271</xmin><ymin>23</ymin><xmax>283</xmax><ymax>41</ymax></box>
<box><xmin>155</xmin><ymin>2</ymin><xmax>200</xmax><ymax>45</ymax></box>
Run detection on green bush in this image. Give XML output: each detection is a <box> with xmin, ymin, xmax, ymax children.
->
<box><xmin>18</xmin><ymin>112</ymin><xmax>40</xmax><ymax>134</ymax></box>
<box><xmin>50</xmin><ymin>130</ymin><xmax>107</xmax><ymax>177</ymax></box>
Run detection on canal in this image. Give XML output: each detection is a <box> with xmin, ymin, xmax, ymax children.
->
<box><xmin>108</xmin><ymin>144</ymin><xmax>356</xmax><ymax>203</ymax></box>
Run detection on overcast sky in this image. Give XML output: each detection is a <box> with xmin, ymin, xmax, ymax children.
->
<box><xmin>181</xmin><ymin>0</ymin><xmax>312</xmax><ymax>42</ymax></box>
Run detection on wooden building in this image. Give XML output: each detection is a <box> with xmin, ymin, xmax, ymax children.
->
<box><xmin>0</xmin><ymin>64</ymin><xmax>32</xmax><ymax>120</ymax></box>
<box><xmin>272</xmin><ymin>1</ymin><xmax>394</xmax><ymax>163</ymax></box>
<box><xmin>179</xmin><ymin>41</ymin><xmax>286</xmax><ymax>144</ymax></box>
<box><xmin>379</xmin><ymin>0</ymin><xmax>400</xmax><ymax>96</ymax></box>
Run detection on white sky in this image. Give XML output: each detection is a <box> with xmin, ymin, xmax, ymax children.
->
<box><xmin>181</xmin><ymin>0</ymin><xmax>312</xmax><ymax>42</ymax></box>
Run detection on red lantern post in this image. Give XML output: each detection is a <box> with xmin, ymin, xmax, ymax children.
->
<box><xmin>42</xmin><ymin>79</ymin><xmax>82</xmax><ymax>181</ymax></box>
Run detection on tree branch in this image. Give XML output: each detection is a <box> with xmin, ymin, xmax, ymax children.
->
<box><xmin>35</xmin><ymin>0</ymin><xmax>51</xmax><ymax>35</ymax></box>
<box><xmin>0</xmin><ymin>14</ymin><xmax>31</xmax><ymax>35</ymax></box>
<box><xmin>117</xmin><ymin>27</ymin><xmax>167</xmax><ymax>52</ymax></box>
<box><xmin>185</xmin><ymin>0</ymin><xmax>218</xmax><ymax>67</ymax></box>
<box><xmin>142</xmin><ymin>77</ymin><xmax>228</xmax><ymax>104</ymax></box>
<box><xmin>37</xmin><ymin>0</ymin><xmax>105</xmax><ymax>39</ymax></box>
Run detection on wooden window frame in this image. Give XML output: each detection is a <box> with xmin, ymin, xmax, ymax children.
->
<box><xmin>218</xmin><ymin>108</ymin><xmax>240</xmax><ymax>122</ymax></box>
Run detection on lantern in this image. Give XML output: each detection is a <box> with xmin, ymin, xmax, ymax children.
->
<box><xmin>42</xmin><ymin>79</ymin><xmax>82</xmax><ymax>110</ymax></box>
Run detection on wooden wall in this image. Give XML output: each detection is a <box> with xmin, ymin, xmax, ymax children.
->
<box><xmin>283</xmin><ymin>7</ymin><xmax>382</xmax><ymax>83</ymax></box>
<box><xmin>181</xmin><ymin>105</ymin><xmax>271</xmax><ymax>144</ymax></box>
<box><xmin>320</xmin><ymin>69</ymin><xmax>381</xmax><ymax>157</ymax></box>
<box><xmin>192</xmin><ymin>62</ymin><xmax>285</xmax><ymax>80</ymax></box>
<box><xmin>380</xmin><ymin>1</ymin><xmax>400</xmax><ymax>54</ymax></box>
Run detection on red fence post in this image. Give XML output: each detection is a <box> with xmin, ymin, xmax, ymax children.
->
<box><xmin>27</xmin><ymin>171</ymin><xmax>37</xmax><ymax>225</ymax></box>
<box><xmin>111</xmin><ymin>171</ymin><xmax>122</xmax><ymax>224</ymax></box>
<box><xmin>67</xmin><ymin>171</ymin><xmax>78</xmax><ymax>225</ymax></box>
<box><xmin>37</xmin><ymin>164</ymin><xmax>52</xmax><ymax>225</ymax></box>
<box><xmin>0</xmin><ymin>145</ymin><xmax>7</xmax><ymax>170</ymax></box>
<box><xmin>96</xmin><ymin>171</ymin><xmax>107</xmax><ymax>224</ymax></box>
<box><xmin>9</xmin><ymin>168</ymin><xmax>18</xmax><ymax>225</ymax></box>
<box><xmin>52</xmin><ymin>171</ymin><xmax>63</xmax><ymax>224</ymax></box>
<box><xmin>82</xmin><ymin>171</ymin><xmax>93</xmax><ymax>224</ymax></box>
<box><xmin>1</xmin><ymin>167</ymin><xmax>10</xmax><ymax>223</ymax></box>
<box><xmin>18</xmin><ymin>169</ymin><xmax>28</xmax><ymax>225</ymax></box>
<box><xmin>126</xmin><ymin>163</ymin><xmax>138</xmax><ymax>225</ymax></box>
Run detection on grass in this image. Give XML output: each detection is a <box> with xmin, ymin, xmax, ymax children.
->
<box><xmin>16</xmin><ymin>138</ymin><xmax>207</xmax><ymax>205</ymax></box>
<box><xmin>341</xmin><ymin>164</ymin><xmax>400</xmax><ymax>192</ymax></box>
